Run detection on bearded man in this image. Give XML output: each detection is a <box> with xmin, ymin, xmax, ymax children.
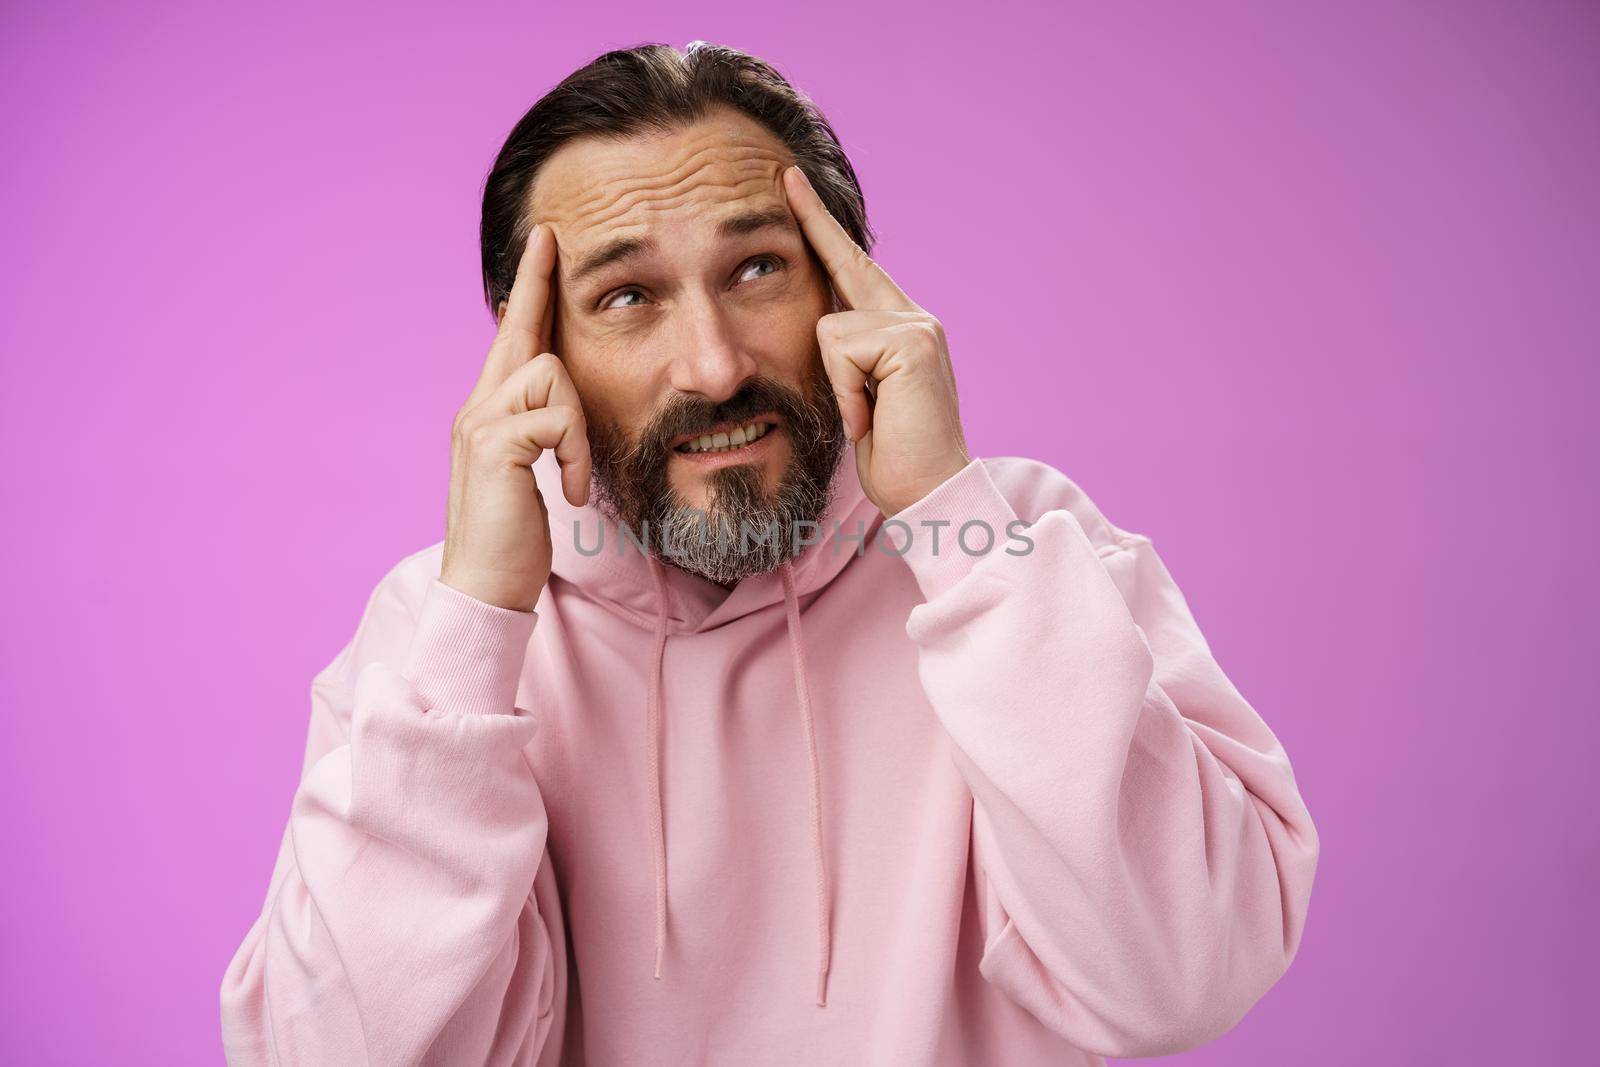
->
<box><xmin>221</xmin><ymin>41</ymin><xmax>1319</xmax><ymax>1067</ymax></box>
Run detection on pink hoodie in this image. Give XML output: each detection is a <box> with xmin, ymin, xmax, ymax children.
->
<box><xmin>220</xmin><ymin>444</ymin><xmax>1319</xmax><ymax>1065</ymax></box>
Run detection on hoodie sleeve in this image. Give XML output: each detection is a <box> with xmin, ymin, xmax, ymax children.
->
<box><xmin>885</xmin><ymin>458</ymin><xmax>1319</xmax><ymax>1059</ymax></box>
<box><xmin>219</xmin><ymin>552</ymin><xmax>568</xmax><ymax>1066</ymax></box>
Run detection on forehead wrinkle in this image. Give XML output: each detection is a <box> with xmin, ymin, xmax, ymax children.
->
<box><xmin>568</xmin><ymin>205</ymin><xmax>801</xmax><ymax>288</ymax></box>
<box><xmin>535</xmin><ymin>116</ymin><xmax>792</xmax><ymax>234</ymax></box>
<box><xmin>564</xmin><ymin>119</ymin><xmax>785</xmax><ymax>206</ymax></box>
<box><xmin>570</xmin><ymin>156</ymin><xmax>785</xmax><ymax>233</ymax></box>
<box><xmin>558</xmin><ymin>167</ymin><xmax>790</xmax><ymax>284</ymax></box>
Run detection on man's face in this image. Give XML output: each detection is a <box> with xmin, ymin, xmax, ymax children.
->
<box><xmin>518</xmin><ymin>106</ymin><xmax>847</xmax><ymax>581</ymax></box>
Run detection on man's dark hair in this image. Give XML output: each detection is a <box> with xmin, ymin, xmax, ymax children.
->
<box><xmin>479</xmin><ymin>41</ymin><xmax>876</xmax><ymax>318</ymax></box>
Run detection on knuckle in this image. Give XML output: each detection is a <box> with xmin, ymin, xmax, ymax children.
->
<box><xmin>465</xmin><ymin>421</ymin><xmax>499</xmax><ymax>452</ymax></box>
<box><xmin>550</xmin><ymin>402</ymin><xmax>587</xmax><ymax>434</ymax></box>
<box><xmin>523</xmin><ymin>352</ymin><xmax>567</xmax><ymax>392</ymax></box>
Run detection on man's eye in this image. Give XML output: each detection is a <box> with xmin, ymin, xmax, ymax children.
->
<box><xmin>736</xmin><ymin>255</ymin><xmax>784</xmax><ymax>284</ymax></box>
<box><xmin>601</xmin><ymin>288</ymin><xmax>648</xmax><ymax>310</ymax></box>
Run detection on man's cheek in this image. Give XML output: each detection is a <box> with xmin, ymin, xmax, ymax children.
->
<box><xmin>557</xmin><ymin>330</ymin><xmax>634</xmax><ymax>402</ymax></box>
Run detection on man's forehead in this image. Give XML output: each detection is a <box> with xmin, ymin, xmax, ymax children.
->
<box><xmin>530</xmin><ymin>111</ymin><xmax>795</xmax><ymax>252</ymax></box>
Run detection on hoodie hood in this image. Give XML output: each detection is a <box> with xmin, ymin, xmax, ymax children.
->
<box><xmin>530</xmin><ymin>441</ymin><xmax>881</xmax><ymax>1006</ymax></box>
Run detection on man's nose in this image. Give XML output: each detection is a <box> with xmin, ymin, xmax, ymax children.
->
<box><xmin>665</xmin><ymin>293</ymin><xmax>759</xmax><ymax>403</ymax></box>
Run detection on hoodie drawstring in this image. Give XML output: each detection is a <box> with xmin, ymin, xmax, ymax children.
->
<box><xmin>780</xmin><ymin>560</ymin><xmax>833</xmax><ymax>1007</ymax></box>
<box><xmin>643</xmin><ymin>556</ymin><xmax>832</xmax><ymax>1007</ymax></box>
<box><xmin>646</xmin><ymin>558</ymin><xmax>672</xmax><ymax>981</ymax></box>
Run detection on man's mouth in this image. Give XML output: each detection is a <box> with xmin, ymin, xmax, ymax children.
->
<box><xmin>671</xmin><ymin>416</ymin><xmax>779</xmax><ymax>455</ymax></box>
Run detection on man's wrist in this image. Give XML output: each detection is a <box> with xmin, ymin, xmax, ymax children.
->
<box><xmin>883</xmin><ymin>456</ymin><xmax>973</xmax><ymax>518</ymax></box>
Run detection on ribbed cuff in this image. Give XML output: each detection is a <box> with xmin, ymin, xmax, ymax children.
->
<box><xmin>401</xmin><ymin>579</ymin><xmax>538</xmax><ymax>716</ymax></box>
<box><xmin>880</xmin><ymin>459</ymin><xmax>1022</xmax><ymax>602</ymax></box>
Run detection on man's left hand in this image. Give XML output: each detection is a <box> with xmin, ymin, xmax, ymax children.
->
<box><xmin>783</xmin><ymin>165</ymin><xmax>971</xmax><ymax>518</ymax></box>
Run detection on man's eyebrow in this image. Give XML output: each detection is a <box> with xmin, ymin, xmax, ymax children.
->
<box><xmin>563</xmin><ymin>208</ymin><xmax>799</xmax><ymax>287</ymax></box>
<box><xmin>567</xmin><ymin>234</ymin><xmax>658</xmax><ymax>286</ymax></box>
<box><xmin>716</xmin><ymin>206</ymin><xmax>799</xmax><ymax>238</ymax></box>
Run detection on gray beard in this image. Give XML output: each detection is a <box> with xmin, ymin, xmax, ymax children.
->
<box><xmin>649</xmin><ymin>458</ymin><xmax>838</xmax><ymax>584</ymax></box>
<box><xmin>586</xmin><ymin>365</ymin><xmax>848</xmax><ymax>585</ymax></box>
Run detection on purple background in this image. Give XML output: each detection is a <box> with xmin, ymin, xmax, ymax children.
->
<box><xmin>3</xmin><ymin>1</ymin><xmax>1595</xmax><ymax>1062</ymax></box>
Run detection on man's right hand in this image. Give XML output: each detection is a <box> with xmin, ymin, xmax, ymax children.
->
<box><xmin>440</xmin><ymin>222</ymin><xmax>591</xmax><ymax>613</ymax></box>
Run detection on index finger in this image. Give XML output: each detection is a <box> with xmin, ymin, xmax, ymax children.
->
<box><xmin>501</xmin><ymin>222</ymin><xmax>558</xmax><ymax>350</ymax></box>
<box><xmin>471</xmin><ymin>222</ymin><xmax>558</xmax><ymax>405</ymax></box>
<box><xmin>782</xmin><ymin>165</ymin><xmax>914</xmax><ymax>312</ymax></box>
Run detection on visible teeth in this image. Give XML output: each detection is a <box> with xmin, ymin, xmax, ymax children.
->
<box><xmin>680</xmin><ymin>421</ymin><xmax>771</xmax><ymax>453</ymax></box>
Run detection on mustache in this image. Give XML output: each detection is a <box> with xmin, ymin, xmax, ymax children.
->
<box><xmin>602</xmin><ymin>371</ymin><xmax>837</xmax><ymax>466</ymax></box>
